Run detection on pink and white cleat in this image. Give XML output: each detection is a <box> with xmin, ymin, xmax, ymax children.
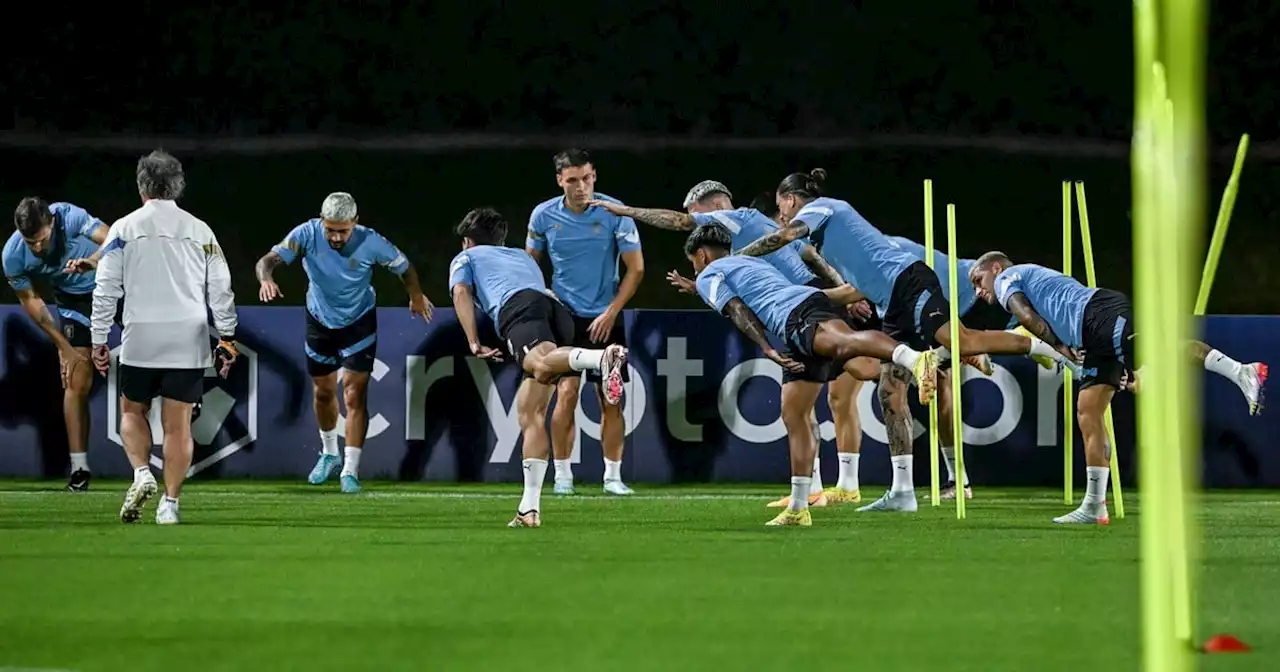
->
<box><xmin>1053</xmin><ymin>503</ymin><xmax>1110</xmax><ymax>526</ymax></box>
<box><xmin>1239</xmin><ymin>362</ymin><xmax>1268</xmax><ymax>416</ymax></box>
<box><xmin>601</xmin><ymin>344</ymin><xmax>628</xmax><ymax>406</ymax></box>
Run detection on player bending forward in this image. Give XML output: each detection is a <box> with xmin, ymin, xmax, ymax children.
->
<box><xmin>450</xmin><ymin>208</ymin><xmax>627</xmax><ymax>528</ymax></box>
<box><xmin>257</xmin><ymin>192</ymin><xmax>432</xmax><ymax>494</ymax></box>
<box><xmin>684</xmin><ymin>224</ymin><xmax>938</xmax><ymax>527</ymax></box>
<box><xmin>970</xmin><ymin>252</ymin><xmax>1267</xmax><ymax>524</ymax></box>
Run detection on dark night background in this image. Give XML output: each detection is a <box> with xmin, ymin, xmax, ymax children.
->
<box><xmin>4</xmin><ymin>1</ymin><xmax>1279</xmax><ymax>313</ymax></box>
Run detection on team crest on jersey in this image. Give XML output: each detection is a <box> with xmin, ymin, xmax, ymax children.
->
<box><xmin>63</xmin><ymin>323</ymin><xmax>74</xmax><ymax>339</ymax></box>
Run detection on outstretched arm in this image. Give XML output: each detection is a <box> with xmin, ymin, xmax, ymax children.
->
<box><xmin>397</xmin><ymin>264</ymin><xmax>433</xmax><ymax>320</ymax></box>
<box><xmin>799</xmin><ymin>243</ymin><xmax>843</xmax><ymax>286</ymax></box>
<box><xmin>736</xmin><ymin>222</ymin><xmax>809</xmax><ymax>257</ymax></box>
<box><xmin>450</xmin><ymin>284</ymin><xmax>500</xmax><ymax>360</ymax></box>
<box><xmin>723</xmin><ymin>298</ymin><xmax>803</xmax><ymax>372</ymax></box>
<box><xmin>15</xmin><ymin>288</ymin><xmax>75</xmax><ymax>353</ymax></box>
<box><xmin>594</xmin><ymin>203</ymin><xmax>696</xmax><ymax>232</ymax></box>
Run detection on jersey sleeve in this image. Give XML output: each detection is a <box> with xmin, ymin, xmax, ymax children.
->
<box><xmin>691</xmin><ymin>211</ymin><xmax>745</xmax><ymax>235</ymax></box>
<box><xmin>203</xmin><ymin>231</ymin><xmax>238</xmax><ymax>338</ymax></box>
<box><xmin>614</xmin><ymin>215</ymin><xmax>642</xmax><ymax>253</ymax></box>
<box><xmin>695</xmin><ymin>268</ymin><xmax>738</xmax><ymax>314</ymax></box>
<box><xmin>370</xmin><ymin>234</ymin><xmax>410</xmax><ymax>276</ymax></box>
<box><xmin>60</xmin><ymin>204</ymin><xmax>106</xmax><ymax>241</ymax></box>
<box><xmin>271</xmin><ymin>223</ymin><xmax>312</xmax><ymax>265</ymax></box>
<box><xmin>90</xmin><ymin>227</ymin><xmax>127</xmax><ymax>346</ymax></box>
<box><xmin>525</xmin><ymin>209</ymin><xmax>548</xmax><ymax>252</ymax></box>
<box><xmin>994</xmin><ymin>269</ymin><xmax>1025</xmax><ymax>312</ymax></box>
<box><xmin>448</xmin><ymin>252</ymin><xmax>474</xmax><ymax>293</ymax></box>
<box><xmin>2</xmin><ymin>246</ymin><xmax>31</xmax><ymax>293</ymax></box>
<box><xmin>792</xmin><ymin>202</ymin><xmax>834</xmax><ymax>235</ymax></box>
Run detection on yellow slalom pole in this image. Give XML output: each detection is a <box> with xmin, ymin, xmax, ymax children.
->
<box><xmin>946</xmin><ymin>204</ymin><xmax>964</xmax><ymax>520</ymax></box>
<box><xmin>1074</xmin><ymin>182</ymin><xmax>1126</xmax><ymax>519</ymax></box>
<box><xmin>1061</xmin><ymin>182</ymin><xmax>1074</xmax><ymax>505</ymax></box>
<box><xmin>924</xmin><ymin>180</ymin><xmax>941</xmax><ymax>507</ymax></box>
<box><xmin>1194</xmin><ymin>134</ymin><xmax>1249</xmax><ymax>316</ymax></box>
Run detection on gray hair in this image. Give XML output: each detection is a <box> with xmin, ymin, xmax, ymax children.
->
<box><xmin>973</xmin><ymin>250</ymin><xmax>1012</xmax><ymax>270</ymax></box>
<box><xmin>683</xmin><ymin>180</ymin><xmax>732</xmax><ymax>209</ymax></box>
<box><xmin>321</xmin><ymin>192</ymin><xmax>358</xmax><ymax>222</ymax></box>
<box><xmin>136</xmin><ymin>150</ymin><xmax>185</xmax><ymax>200</ymax></box>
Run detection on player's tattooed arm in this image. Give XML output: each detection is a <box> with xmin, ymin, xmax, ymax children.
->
<box><xmin>799</xmin><ymin>243</ymin><xmax>843</xmax><ymax>286</ymax></box>
<box><xmin>399</xmin><ymin>264</ymin><xmax>434</xmax><ymax>321</ymax></box>
<box><xmin>255</xmin><ymin>251</ymin><xmax>284</xmax><ymax>283</ymax></box>
<box><xmin>15</xmin><ymin>288</ymin><xmax>74</xmax><ymax>353</ymax></box>
<box><xmin>723</xmin><ymin>298</ymin><xmax>803</xmax><ymax>373</ymax></box>
<box><xmin>613</xmin><ymin>206</ymin><xmax>696</xmax><ymax>232</ymax></box>
<box><xmin>880</xmin><ymin>364</ymin><xmax>916</xmax><ymax>456</ymax></box>
<box><xmin>1005</xmin><ymin>292</ymin><xmax>1062</xmax><ymax>347</ymax></box>
<box><xmin>735</xmin><ymin>222</ymin><xmax>809</xmax><ymax>257</ymax></box>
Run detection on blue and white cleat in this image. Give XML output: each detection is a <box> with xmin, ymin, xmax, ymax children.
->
<box><xmin>603</xmin><ymin>480</ymin><xmax>634</xmax><ymax>496</ymax></box>
<box><xmin>308</xmin><ymin>454</ymin><xmax>341</xmax><ymax>485</ymax></box>
<box><xmin>856</xmin><ymin>489</ymin><xmax>919</xmax><ymax>513</ymax></box>
<box><xmin>340</xmin><ymin>474</ymin><xmax>361</xmax><ymax>494</ymax></box>
<box><xmin>553</xmin><ymin>481</ymin><xmax>576</xmax><ymax>496</ymax></box>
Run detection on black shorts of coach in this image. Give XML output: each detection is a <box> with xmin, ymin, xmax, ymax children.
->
<box><xmin>780</xmin><ymin>292</ymin><xmax>849</xmax><ymax>384</ymax></box>
<box><xmin>55</xmin><ymin>290</ymin><xmax>122</xmax><ymax>349</ymax></box>
<box><xmin>119</xmin><ymin>365</ymin><xmax>204</xmax><ymax>405</ymax></box>
<box><xmin>881</xmin><ymin>261</ymin><xmax>951</xmax><ymax>351</ymax></box>
<box><xmin>1078</xmin><ymin>289</ymin><xmax>1135</xmax><ymax>390</ymax></box>
<box><xmin>305</xmin><ymin>309</ymin><xmax>377</xmax><ymax>378</ymax></box>
<box><xmin>565</xmin><ymin>306</ymin><xmax>629</xmax><ymax>385</ymax></box>
<box><xmin>496</xmin><ymin>289</ymin><xmax>576</xmax><ymax>377</ymax></box>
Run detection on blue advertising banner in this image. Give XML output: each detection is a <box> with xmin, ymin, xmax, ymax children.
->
<box><xmin>0</xmin><ymin>306</ymin><xmax>1274</xmax><ymax>487</ymax></box>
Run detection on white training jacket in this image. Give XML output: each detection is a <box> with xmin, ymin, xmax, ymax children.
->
<box><xmin>91</xmin><ymin>199</ymin><xmax>237</xmax><ymax>369</ymax></box>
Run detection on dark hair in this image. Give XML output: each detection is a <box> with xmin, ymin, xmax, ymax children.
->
<box><xmin>683</xmin><ymin>224</ymin><xmax>733</xmax><ymax>257</ymax></box>
<box><xmin>13</xmin><ymin>197</ymin><xmax>51</xmax><ymax>237</ymax></box>
<box><xmin>748</xmin><ymin>191</ymin><xmax>779</xmax><ymax>219</ymax></box>
<box><xmin>456</xmin><ymin>207</ymin><xmax>509</xmax><ymax>246</ymax></box>
<box><xmin>776</xmin><ymin>167</ymin><xmax>827</xmax><ymax>200</ymax></box>
<box><xmin>136</xmin><ymin>150</ymin><xmax>186</xmax><ymax>200</ymax></box>
<box><xmin>553</xmin><ymin>148</ymin><xmax>592</xmax><ymax>174</ymax></box>
<box><xmin>974</xmin><ymin>250</ymin><xmax>1012</xmax><ymax>270</ymax></box>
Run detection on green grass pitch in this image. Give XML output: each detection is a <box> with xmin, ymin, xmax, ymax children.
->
<box><xmin>0</xmin><ymin>482</ymin><xmax>1277</xmax><ymax>671</ymax></box>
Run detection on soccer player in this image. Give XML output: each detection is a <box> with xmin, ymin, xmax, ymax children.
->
<box><xmin>256</xmin><ymin>192</ymin><xmax>432</xmax><ymax>494</ymax></box>
<box><xmin>591</xmin><ymin>181</ymin><xmax>875</xmax><ymax>505</ymax></box>
<box><xmin>969</xmin><ymin>252</ymin><xmax>1268</xmax><ymax>524</ymax></box>
<box><xmin>91</xmin><ymin>150</ymin><xmax>239</xmax><ymax>525</ymax></box>
<box><xmin>526</xmin><ymin>149</ymin><xmax>643</xmax><ymax>496</ymax></box>
<box><xmin>449</xmin><ymin>208</ymin><xmax>627</xmax><ymax>527</ymax></box>
<box><xmin>684</xmin><ymin>223</ymin><xmax>938</xmax><ymax>526</ymax></box>
<box><xmin>737</xmin><ymin>168</ymin><xmax>1079</xmax><ymax>512</ymax></box>
<box><xmin>3</xmin><ymin>197</ymin><xmax>111</xmax><ymax>490</ymax></box>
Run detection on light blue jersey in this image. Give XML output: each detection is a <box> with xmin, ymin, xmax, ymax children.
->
<box><xmin>887</xmin><ymin>236</ymin><xmax>978</xmax><ymax>316</ymax></box>
<box><xmin>994</xmin><ymin>264</ymin><xmax>1098</xmax><ymax>348</ymax></box>
<box><xmin>693</xmin><ymin>208</ymin><xmax>815</xmax><ymax>285</ymax></box>
<box><xmin>272</xmin><ymin>219</ymin><xmax>409</xmax><ymax>329</ymax></box>
<box><xmin>695</xmin><ymin>255</ymin><xmax>820</xmax><ymax>340</ymax></box>
<box><xmin>448</xmin><ymin>245</ymin><xmax>550</xmax><ymax>324</ymax></box>
<box><xmin>3</xmin><ymin>201</ymin><xmax>105</xmax><ymax>297</ymax></box>
<box><xmin>526</xmin><ymin>194</ymin><xmax>642</xmax><ymax>317</ymax></box>
<box><xmin>791</xmin><ymin>197</ymin><xmax>917</xmax><ymax>310</ymax></box>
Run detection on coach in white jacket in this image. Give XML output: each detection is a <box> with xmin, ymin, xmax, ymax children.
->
<box><xmin>90</xmin><ymin>150</ymin><xmax>239</xmax><ymax>525</ymax></box>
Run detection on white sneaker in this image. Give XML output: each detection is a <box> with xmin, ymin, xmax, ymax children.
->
<box><xmin>1053</xmin><ymin>503</ymin><xmax>1110</xmax><ymax>525</ymax></box>
<box><xmin>553</xmin><ymin>480</ymin><xmax>576</xmax><ymax>496</ymax></box>
<box><xmin>603</xmin><ymin>479</ymin><xmax>634</xmax><ymax>496</ymax></box>
<box><xmin>856</xmin><ymin>489</ymin><xmax>918</xmax><ymax>513</ymax></box>
<box><xmin>119</xmin><ymin>477</ymin><xmax>158</xmax><ymax>524</ymax></box>
<box><xmin>1237</xmin><ymin>363</ymin><xmax>1268</xmax><ymax>416</ymax></box>
<box><xmin>156</xmin><ymin>497</ymin><xmax>181</xmax><ymax>525</ymax></box>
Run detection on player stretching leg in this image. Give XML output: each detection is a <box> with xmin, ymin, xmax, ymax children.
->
<box><xmin>737</xmin><ymin>169</ymin><xmax>1082</xmax><ymax>513</ymax></box>
<box><xmin>449</xmin><ymin>208</ymin><xmax>626</xmax><ymax>527</ymax></box>
<box><xmin>596</xmin><ymin>183</ymin><xmax>876</xmax><ymax>507</ymax></box>
<box><xmin>4</xmin><ymin>198</ymin><xmax>110</xmax><ymax>490</ymax></box>
<box><xmin>256</xmin><ymin>192</ymin><xmax>432</xmax><ymax>494</ymax></box>
<box><xmin>527</xmin><ymin>149</ymin><xmax>643</xmax><ymax>496</ymax></box>
<box><xmin>970</xmin><ymin>252</ymin><xmax>1267</xmax><ymax>524</ymax></box>
<box><xmin>684</xmin><ymin>224</ymin><xmax>938</xmax><ymax>526</ymax></box>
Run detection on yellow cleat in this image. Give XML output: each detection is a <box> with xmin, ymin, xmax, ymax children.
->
<box><xmin>1012</xmin><ymin>326</ymin><xmax>1056</xmax><ymax>370</ymax></box>
<box><xmin>766</xmin><ymin>508</ymin><xmax>813</xmax><ymax>526</ymax></box>
<box><xmin>961</xmin><ymin>353</ymin><xmax>994</xmax><ymax>376</ymax></box>
<box><xmin>766</xmin><ymin>491</ymin><xmax>828</xmax><ymax>509</ymax></box>
<box><xmin>913</xmin><ymin>350</ymin><xmax>939</xmax><ymax>404</ymax></box>
<box><xmin>823</xmin><ymin>487</ymin><xmax>862</xmax><ymax>504</ymax></box>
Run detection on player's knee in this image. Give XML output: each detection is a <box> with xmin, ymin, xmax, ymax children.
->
<box><xmin>342</xmin><ymin>384</ymin><xmax>368</xmax><ymax>412</ymax></box>
<box><xmin>518</xmin><ymin>406</ymin><xmax>547</xmax><ymax>430</ymax></box>
<box><xmin>780</xmin><ymin>402</ymin><xmax>810</xmax><ymax>431</ymax></box>
<box><xmin>313</xmin><ymin>383</ymin><xmax>337</xmax><ymax>407</ymax></box>
<box><xmin>66</xmin><ymin>370</ymin><xmax>93</xmax><ymax>397</ymax></box>
<box><xmin>877</xmin><ymin>377</ymin><xmax>905</xmax><ymax>410</ymax></box>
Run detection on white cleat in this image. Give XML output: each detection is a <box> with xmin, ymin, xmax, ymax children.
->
<box><xmin>1053</xmin><ymin>503</ymin><xmax>1110</xmax><ymax>525</ymax></box>
<box><xmin>601</xmin><ymin>344</ymin><xmax>628</xmax><ymax>406</ymax></box>
<box><xmin>553</xmin><ymin>480</ymin><xmax>576</xmax><ymax>496</ymax></box>
<box><xmin>603</xmin><ymin>479</ymin><xmax>634</xmax><ymax>496</ymax></box>
<box><xmin>156</xmin><ymin>498</ymin><xmax>181</xmax><ymax>525</ymax></box>
<box><xmin>1237</xmin><ymin>363</ymin><xmax>1268</xmax><ymax>416</ymax></box>
<box><xmin>119</xmin><ymin>477</ymin><xmax>158</xmax><ymax>524</ymax></box>
<box><xmin>856</xmin><ymin>489</ymin><xmax>918</xmax><ymax>513</ymax></box>
<box><xmin>508</xmin><ymin>510</ymin><xmax>541</xmax><ymax>528</ymax></box>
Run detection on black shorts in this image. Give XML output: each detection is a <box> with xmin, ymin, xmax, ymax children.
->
<box><xmin>305</xmin><ymin>309</ymin><xmax>377</xmax><ymax>377</ymax></box>
<box><xmin>568</xmin><ymin>310</ymin><xmax>629</xmax><ymax>385</ymax></box>
<box><xmin>54</xmin><ymin>290</ymin><xmax>121</xmax><ymax>349</ymax></box>
<box><xmin>1079</xmin><ymin>289</ymin><xmax>1135</xmax><ymax>390</ymax></box>
<box><xmin>882</xmin><ymin>261</ymin><xmax>951</xmax><ymax>350</ymax></box>
<box><xmin>961</xmin><ymin>296</ymin><xmax>1018</xmax><ymax>332</ymax></box>
<box><xmin>804</xmin><ymin>277</ymin><xmax>883</xmax><ymax>332</ymax></box>
<box><xmin>781</xmin><ymin>292</ymin><xmax>847</xmax><ymax>384</ymax></box>
<box><xmin>497</xmin><ymin>289</ymin><xmax>575</xmax><ymax>373</ymax></box>
<box><xmin>119</xmin><ymin>364</ymin><xmax>204</xmax><ymax>404</ymax></box>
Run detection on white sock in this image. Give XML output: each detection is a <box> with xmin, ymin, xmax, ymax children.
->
<box><xmin>161</xmin><ymin>495</ymin><xmax>179</xmax><ymax>506</ymax></box>
<box><xmin>811</xmin><ymin>455</ymin><xmax>824</xmax><ymax>492</ymax></box>
<box><xmin>935</xmin><ymin>347</ymin><xmax>953</xmax><ymax>363</ymax></box>
<box><xmin>788</xmin><ymin>476</ymin><xmax>812</xmax><ymax>511</ymax></box>
<box><xmin>891</xmin><ymin>344</ymin><xmax>920</xmax><ymax>371</ymax></box>
<box><xmin>553</xmin><ymin>459</ymin><xmax>574</xmax><ymax>484</ymax></box>
<box><xmin>837</xmin><ymin>452</ymin><xmax>860</xmax><ymax>491</ymax></box>
<box><xmin>604</xmin><ymin>458</ymin><xmax>622</xmax><ymax>482</ymax></box>
<box><xmin>569</xmin><ymin>348</ymin><xmax>605</xmax><ymax>372</ymax></box>
<box><xmin>890</xmin><ymin>455</ymin><xmax>914</xmax><ymax>493</ymax></box>
<box><xmin>320</xmin><ymin>428</ymin><xmax>340</xmax><ymax>457</ymax></box>
<box><xmin>69</xmin><ymin>452</ymin><xmax>89</xmax><ymax>472</ymax></box>
<box><xmin>1027</xmin><ymin>337</ymin><xmax>1061</xmax><ymax>361</ymax></box>
<box><xmin>341</xmin><ymin>447</ymin><xmax>362</xmax><ymax>477</ymax></box>
<box><xmin>519</xmin><ymin>458</ymin><xmax>548</xmax><ymax>513</ymax></box>
<box><xmin>1083</xmin><ymin>466</ymin><xmax>1110</xmax><ymax>507</ymax></box>
<box><xmin>941</xmin><ymin>446</ymin><xmax>969</xmax><ymax>486</ymax></box>
<box><xmin>134</xmin><ymin>465</ymin><xmax>153</xmax><ymax>483</ymax></box>
<box><xmin>1204</xmin><ymin>349</ymin><xmax>1243</xmax><ymax>380</ymax></box>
